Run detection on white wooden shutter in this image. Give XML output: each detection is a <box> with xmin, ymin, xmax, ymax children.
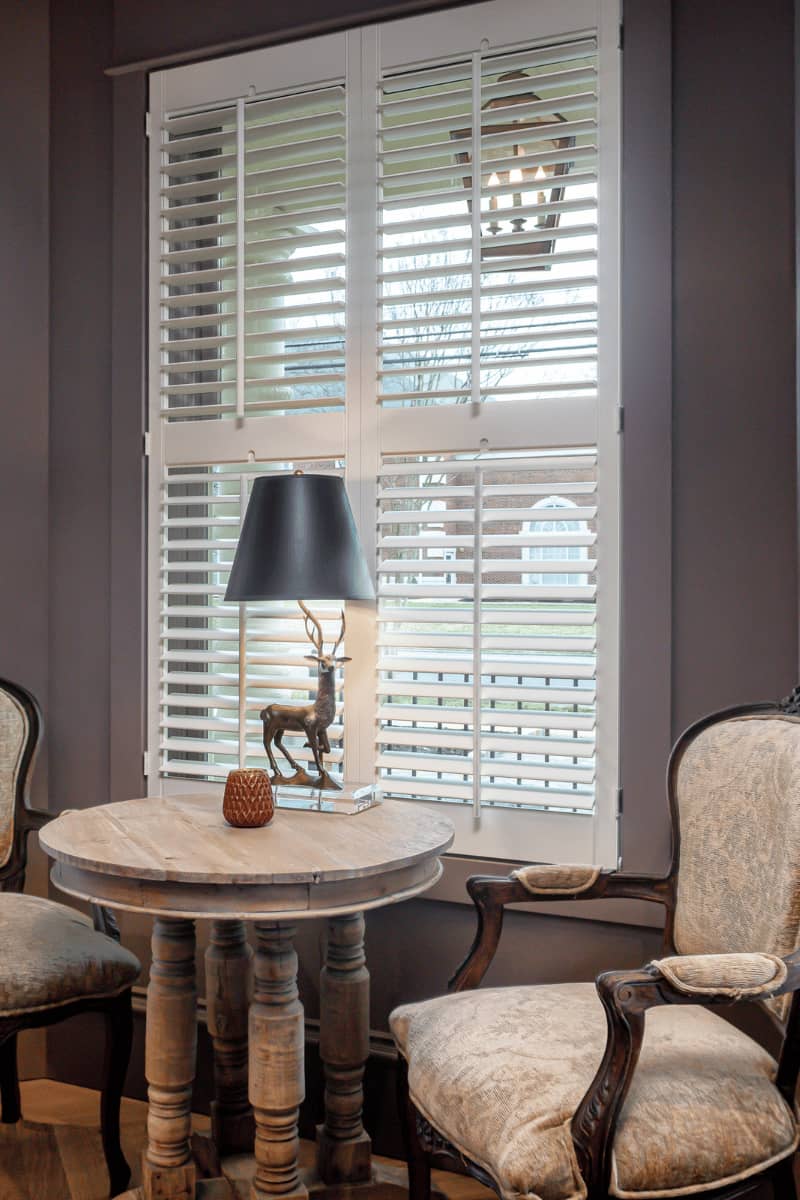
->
<box><xmin>149</xmin><ymin>0</ymin><xmax>620</xmax><ymax>865</ymax></box>
<box><xmin>159</xmin><ymin>84</ymin><xmax>346</xmax><ymax>424</ymax></box>
<box><xmin>378</xmin><ymin>450</ymin><xmax>596</xmax><ymax>805</ymax></box>
<box><xmin>160</xmin><ymin>460</ymin><xmax>346</xmax><ymax>783</ymax></box>
<box><xmin>378</xmin><ymin>38</ymin><xmax>598</xmax><ymax>411</ymax></box>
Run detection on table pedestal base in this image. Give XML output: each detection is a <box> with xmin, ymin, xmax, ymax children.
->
<box><xmin>117</xmin><ymin>1155</ymin><xmax>440</xmax><ymax>1200</ymax></box>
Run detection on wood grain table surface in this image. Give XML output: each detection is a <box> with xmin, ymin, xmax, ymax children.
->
<box><xmin>40</xmin><ymin>794</ymin><xmax>454</xmax><ymax>920</ymax></box>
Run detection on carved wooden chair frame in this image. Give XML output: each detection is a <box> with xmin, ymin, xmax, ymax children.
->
<box><xmin>397</xmin><ymin>690</ymin><xmax>800</xmax><ymax>1200</ymax></box>
<box><xmin>0</xmin><ymin>676</ymin><xmax>134</xmax><ymax>1198</ymax></box>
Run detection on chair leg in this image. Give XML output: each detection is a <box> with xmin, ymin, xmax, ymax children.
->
<box><xmin>773</xmin><ymin>1154</ymin><xmax>798</xmax><ymax>1200</ymax></box>
<box><xmin>397</xmin><ymin>1056</ymin><xmax>431</xmax><ymax>1200</ymax></box>
<box><xmin>100</xmin><ymin>990</ymin><xmax>133</xmax><ymax>1198</ymax></box>
<box><xmin>0</xmin><ymin>1032</ymin><xmax>21</xmax><ymax>1124</ymax></box>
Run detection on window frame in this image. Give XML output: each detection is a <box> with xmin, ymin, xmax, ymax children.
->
<box><xmin>146</xmin><ymin>0</ymin><xmax>622</xmax><ymax>868</ymax></box>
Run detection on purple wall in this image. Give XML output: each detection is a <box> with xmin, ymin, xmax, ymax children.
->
<box><xmin>0</xmin><ymin>0</ymin><xmax>50</xmax><ymax>786</ymax></box>
<box><xmin>672</xmin><ymin>0</ymin><xmax>797</xmax><ymax>730</ymax></box>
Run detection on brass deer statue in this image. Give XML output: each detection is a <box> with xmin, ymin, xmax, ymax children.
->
<box><xmin>260</xmin><ymin>601</ymin><xmax>349</xmax><ymax>790</ymax></box>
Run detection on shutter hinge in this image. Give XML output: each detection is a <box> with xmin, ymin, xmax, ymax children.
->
<box><xmin>616</xmin><ymin>404</ymin><xmax>625</xmax><ymax>434</ymax></box>
<box><xmin>143</xmin><ymin>431</ymin><xmax>152</xmax><ymax>457</ymax></box>
<box><xmin>145</xmin><ymin>111</ymin><xmax>152</xmax><ymax>139</ymax></box>
<box><xmin>143</xmin><ymin>749</ymin><xmax>151</xmax><ymax>777</ymax></box>
<box><xmin>617</xmin><ymin>785</ymin><xmax>623</xmax><ymax>814</ymax></box>
<box><xmin>618</xmin><ymin>20</ymin><xmax>624</xmax><ymax>51</ymax></box>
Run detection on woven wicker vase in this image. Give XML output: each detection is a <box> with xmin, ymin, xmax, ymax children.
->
<box><xmin>223</xmin><ymin>768</ymin><xmax>274</xmax><ymax>828</ymax></box>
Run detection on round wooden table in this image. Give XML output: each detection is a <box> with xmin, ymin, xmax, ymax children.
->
<box><xmin>40</xmin><ymin>794</ymin><xmax>453</xmax><ymax>1200</ymax></box>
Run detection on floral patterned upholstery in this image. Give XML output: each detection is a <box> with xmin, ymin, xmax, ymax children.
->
<box><xmin>390</xmin><ymin>982</ymin><xmax>798</xmax><ymax>1200</ymax></box>
<box><xmin>0</xmin><ymin>688</ymin><xmax>26</xmax><ymax>870</ymax></box>
<box><xmin>0</xmin><ymin>894</ymin><xmax>140</xmax><ymax>1016</ymax></box>
<box><xmin>673</xmin><ymin>714</ymin><xmax>800</xmax><ymax>1018</ymax></box>
<box><xmin>511</xmin><ymin>865</ymin><xmax>601</xmax><ymax>896</ymax></box>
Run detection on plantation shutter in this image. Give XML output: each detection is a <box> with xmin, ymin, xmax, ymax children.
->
<box><xmin>159</xmin><ymin>85</ymin><xmax>346</xmax><ymax>425</ymax></box>
<box><xmin>378</xmin><ymin>39</ymin><xmax>598</xmax><ymax>411</ymax></box>
<box><xmin>159</xmin><ymin>461</ymin><xmax>345</xmax><ymax>782</ymax></box>
<box><xmin>149</xmin><ymin>0</ymin><xmax>620</xmax><ymax>865</ymax></box>
<box><xmin>377</xmin><ymin>452</ymin><xmax>597</xmax><ymax>812</ymax></box>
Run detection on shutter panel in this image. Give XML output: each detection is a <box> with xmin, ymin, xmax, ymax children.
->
<box><xmin>159</xmin><ymin>83</ymin><xmax>346</xmax><ymax>424</ymax></box>
<box><xmin>377</xmin><ymin>450</ymin><xmax>597</xmax><ymax>811</ymax></box>
<box><xmin>160</xmin><ymin>105</ymin><xmax>239</xmax><ymax>422</ymax></box>
<box><xmin>244</xmin><ymin>87</ymin><xmax>346</xmax><ymax>416</ymax></box>
<box><xmin>160</xmin><ymin>460</ymin><xmax>346</xmax><ymax>781</ymax></box>
<box><xmin>378</xmin><ymin>38</ymin><xmax>598</xmax><ymax>409</ymax></box>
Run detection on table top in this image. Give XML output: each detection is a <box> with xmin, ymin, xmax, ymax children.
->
<box><xmin>40</xmin><ymin>794</ymin><xmax>454</xmax><ymax>921</ymax></box>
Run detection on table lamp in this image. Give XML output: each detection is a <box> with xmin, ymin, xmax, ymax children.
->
<box><xmin>224</xmin><ymin>471</ymin><xmax>374</xmax><ymax>791</ymax></box>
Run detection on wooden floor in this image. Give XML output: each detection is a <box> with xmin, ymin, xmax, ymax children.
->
<box><xmin>0</xmin><ymin>1080</ymin><xmax>493</xmax><ymax>1200</ymax></box>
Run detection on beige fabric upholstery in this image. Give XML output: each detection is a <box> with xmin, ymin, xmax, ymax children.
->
<box><xmin>651</xmin><ymin>952</ymin><xmax>787</xmax><ymax>998</ymax></box>
<box><xmin>0</xmin><ymin>894</ymin><xmax>140</xmax><ymax>1016</ymax></box>
<box><xmin>673</xmin><ymin>714</ymin><xmax>800</xmax><ymax>1018</ymax></box>
<box><xmin>512</xmin><ymin>864</ymin><xmax>601</xmax><ymax>896</ymax></box>
<box><xmin>390</xmin><ymin>982</ymin><xmax>797</xmax><ymax>1200</ymax></box>
<box><xmin>0</xmin><ymin>689</ymin><xmax>27</xmax><ymax>870</ymax></box>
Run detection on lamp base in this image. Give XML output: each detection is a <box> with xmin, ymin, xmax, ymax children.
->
<box><xmin>274</xmin><ymin>781</ymin><xmax>380</xmax><ymax>815</ymax></box>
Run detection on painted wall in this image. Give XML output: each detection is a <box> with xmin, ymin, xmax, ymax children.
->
<box><xmin>0</xmin><ymin>0</ymin><xmax>50</xmax><ymax>792</ymax></box>
<box><xmin>0</xmin><ymin>0</ymin><xmax>51</xmax><ymax>1081</ymax></box>
<box><xmin>0</xmin><ymin>0</ymin><xmax>795</xmax><ymax>1138</ymax></box>
<box><xmin>671</xmin><ymin>0</ymin><xmax>797</xmax><ymax>730</ymax></box>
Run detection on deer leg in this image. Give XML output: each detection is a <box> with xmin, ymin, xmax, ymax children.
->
<box><xmin>262</xmin><ymin>719</ymin><xmax>282</xmax><ymax>777</ymax></box>
<box><xmin>274</xmin><ymin>729</ymin><xmax>302</xmax><ymax>774</ymax></box>
<box><xmin>304</xmin><ymin>725</ymin><xmax>325</xmax><ymax>776</ymax></box>
<box><xmin>319</xmin><ymin>729</ymin><xmax>331</xmax><ymax>756</ymax></box>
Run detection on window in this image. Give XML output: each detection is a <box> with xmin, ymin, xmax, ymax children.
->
<box><xmin>523</xmin><ymin>495</ymin><xmax>590</xmax><ymax>586</ymax></box>
<box><xmin>148</xmin><ymin>0</ymin><xmax>621</xmax><ymax>865</ymax></box>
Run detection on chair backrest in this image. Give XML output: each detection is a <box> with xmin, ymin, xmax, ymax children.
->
<box><xmin>671</xmin><ymin>705</ymin><xmax>800</xmax><ymax>1016</ymax></box>
<box><xmin>0</xmin><ymin>678</ymin><xmax>41</xmax><ymax>890</ymax></box>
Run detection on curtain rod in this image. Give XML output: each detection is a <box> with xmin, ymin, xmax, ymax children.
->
<box><xmin>105</xmin><ymin>0</ymin><xmax>470</xmax><ymax>76</ymax></box>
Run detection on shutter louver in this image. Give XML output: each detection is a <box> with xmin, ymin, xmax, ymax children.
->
<box><xmin>377</xmin><ymin>450</ymin><xmax>597</xmax><ymax>811</ymax></box>
<box><xmin>160</xmin><ymin>460</ymin><xmax>346</xmax><ymax>781</ymax></box>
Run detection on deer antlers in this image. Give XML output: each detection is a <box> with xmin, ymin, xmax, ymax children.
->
<box><xmin>298</xmin><ymin>601</ymin><xmax>346</xmax><ymax>660</ymax></box>
<box><xmin>299</xmin><ymin>600</ymin><xmax>324</xmax><ymax>656</ymax></box>
<box><xmin>332</xmin><ymin>609</ymin><xmax>346</xmax><ymax>658</ymax></box>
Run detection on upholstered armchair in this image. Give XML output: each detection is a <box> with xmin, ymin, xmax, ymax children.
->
<box><xmin>391</xmin><ymin>694</ymin><xmax>800</xmax><ymax>1200</ymax></box>
<box><xmin>0</xmin><ymin>677</ymin><xmax>140</xmax><ymax>1197</ymax></box>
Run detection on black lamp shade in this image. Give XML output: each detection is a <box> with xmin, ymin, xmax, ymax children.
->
<box><xmin>224</xmin><ymin>473</ymin><xmax>374</xmax><ymax>602</ymax></box>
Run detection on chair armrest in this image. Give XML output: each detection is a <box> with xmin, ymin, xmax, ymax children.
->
<box><xmin>570</xmin><ymin>949</ymin><xmax>800</xmax><ymax>1192</ymax></box>
<box><xmin>649</xmin><ymin>951</ymin><xmax>788</xmax><ymax>998</ymax></box>
<box><xmin>449</xmin><ymin>868</ymin><xmax>672</xmax><ymax>992</ymax></box>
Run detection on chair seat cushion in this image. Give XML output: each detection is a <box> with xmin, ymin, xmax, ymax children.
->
<box><xmin>0</xmin><ymin>894</ymin><xmax>140</xmax><ymax>1016</ymax></box>
<box><xmin>390</xmin><ymin>982</ymin><xmax>798</xmax><ymax>1200</ymax></box>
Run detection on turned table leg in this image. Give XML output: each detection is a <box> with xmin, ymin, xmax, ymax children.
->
<box><xmin>317</xmin><ymin>912</ymin><xmax>372</xmax><ymax>1184</ymax></box>
<box><xmin>250</xmin><ymin>922</ymin><xmax>308</xmax><ymax>1200</ymax></box>
<box><xmin>143</xmin><ymin>917</ymin><xmax>198</xmax><ymax>1200</ymax></box>
<box><xmin>205</xmin><ymin>919</ymin><xmax>254</xmax><ymax>1155</ymax></box>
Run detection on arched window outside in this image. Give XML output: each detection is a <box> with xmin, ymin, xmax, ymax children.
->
<box><xmin>523</xmin><ymin>495</ymin><xmax>588</xmax><ymax>586</ymax></box>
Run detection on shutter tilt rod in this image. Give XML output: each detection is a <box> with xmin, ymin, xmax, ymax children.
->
<box><xmin>472</xmin><ymin>464</ymin><xmax>483</xmax><ymax>818</ymax></box>
<box><xmin>235</xmin><ymin>97</ymin><xmax>246</xmax><ymax>423</ymax></box>
<box><xmin>470</xmin><ymin>46</ymin><xmax>487</xmax><ymax>414</ymax></box>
